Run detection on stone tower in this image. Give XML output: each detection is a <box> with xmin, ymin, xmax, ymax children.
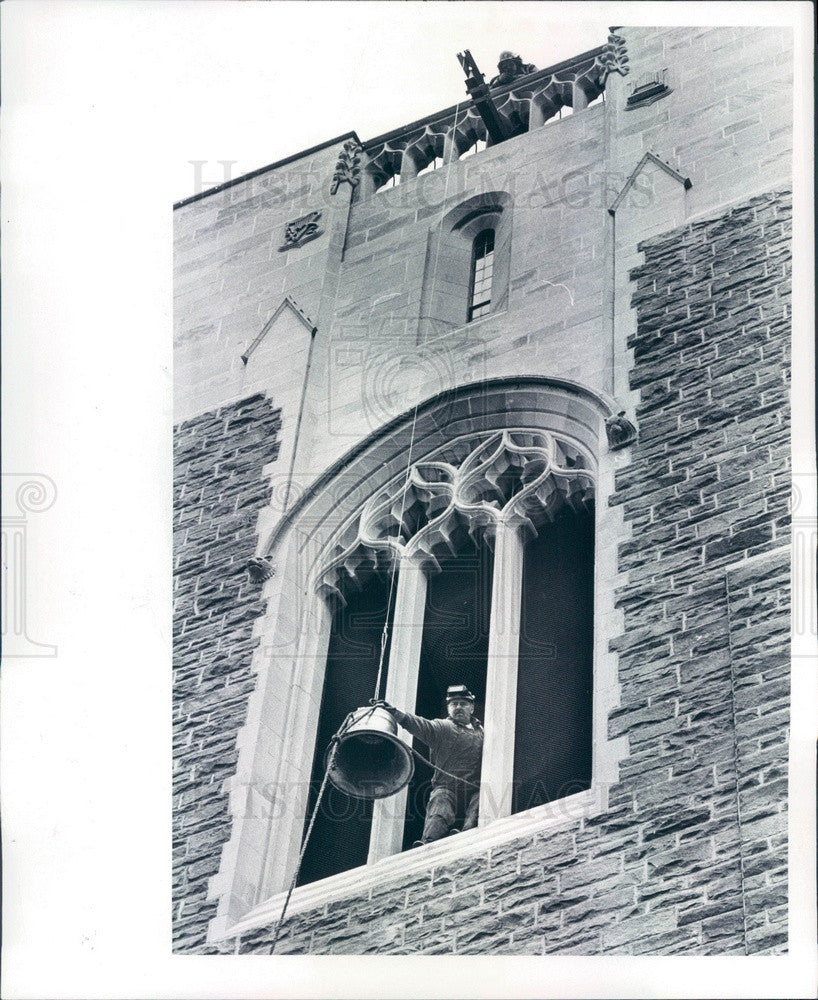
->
<box><xmin>173</xmin><ymin>26</ymin><xmax>793</xmax><ymax>955</ymax></box>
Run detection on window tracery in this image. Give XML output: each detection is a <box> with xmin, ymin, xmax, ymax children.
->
<box><xmin>316</xmin><ymin>429</ymin><xmax>595</xmax><ymax>601</ymax></box>
<box><xmin>299</xmin><ymin>427</ymin><xmax>597</xmax><ymax>877</ymax></box>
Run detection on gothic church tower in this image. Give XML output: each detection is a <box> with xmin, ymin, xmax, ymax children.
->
<box><xmin>173</xmin><ymin>26</ymin><xmax>793</xmax><ymax>956</ymax></box>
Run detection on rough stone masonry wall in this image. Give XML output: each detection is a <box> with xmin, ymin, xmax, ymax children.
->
<box><xmin>605</xmin><ymin>187</ymin><xmax>791</xmax><ymax>955</ymax></box>
<box><xmin>173</xmin><ymin>393</ymin><xmax>281</xmax><ymax>952</ymax></box>
<box><xmin>232</xmin><ymin>188</ymin><xmax>790</xmax><ymax>957</ymax></box>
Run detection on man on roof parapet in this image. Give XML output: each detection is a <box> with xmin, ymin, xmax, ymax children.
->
<box><xmin>489</xmin><ymin>51</ymin><xmax>537</xmax><ymax>87</ymax></box>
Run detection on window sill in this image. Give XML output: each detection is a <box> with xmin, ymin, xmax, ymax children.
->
<box><xmin>218</xmin><ymin>786</ymin><xmax>602</xmax><ymax>942</ymax></box>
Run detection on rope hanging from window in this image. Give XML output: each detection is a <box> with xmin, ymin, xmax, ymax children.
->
<box><xmin>270</xmin><ymin>99</ymin><xmax>467</xmax><ymax>953</ymax></box>
<box><xmin>371</xmin><ymin>95</ymin><xmax>466</xmax><ymax>704</ymax></box>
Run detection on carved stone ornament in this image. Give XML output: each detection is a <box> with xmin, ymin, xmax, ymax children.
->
<box><xmin>330</xmin><ymin>139</ymin><xmax>362</xmax><ymax>195</ymax></box>
<box><xmin>247</xmin><ymin>556</ymin><xmax>274</xmax><ymax>583</ymax></box>
<box><xmin>598</xmin><ymin>33</ymin><xmax>630</xmax><ymax>82</ymax></box>
<box><xmin>626</xmin><ymin>69</ymin><xmax>670</xmax><ymax>108</ymax></box>
<box><xmin>278</xmin><ymin>210</ymin><xmax>323</xmax><ymax>252</ymax></box>
<box><xmin>315</xmin><ymin>429</ymin><xmax>596</xmax><ymax>601</ymax></box>
<box><xmin>605</xmin><ymin>411</ymin><xmax>638</xmax><ymax>450</ymax></box>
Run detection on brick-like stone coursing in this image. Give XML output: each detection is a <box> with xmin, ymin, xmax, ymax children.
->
<box><xmin>606</xmin><ymin>188</ymin><xmax>791</xmax><ymax>956</ymax></box>
<box><xmin>173</xmin><ymin>393</ymin><xmax>281</xmax><ymax>952</ymax></box>
<box><xmin>224</xmin><ymin>189</ymin><xmax>790</xmax><ymax>957</ymax></box>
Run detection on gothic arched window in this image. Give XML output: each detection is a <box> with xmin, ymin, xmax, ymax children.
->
<box><xmin>207</xmin><ymin>382</ymin><xmax>627</xmax><ymax>941</ymax></box>
<box><xmin>468</xmin><ymin>229</ymin><xmax>495</xmax><ymax>321</ymax></box>
<box><xmin>418</xmin><ymin>192</ymin><xmax>512</xmax><ymax>340</ymax></box>
<box><xmin>301</xmin><ymin>428</ymin><xmax>596</xmax><ymax>879</ymax></box>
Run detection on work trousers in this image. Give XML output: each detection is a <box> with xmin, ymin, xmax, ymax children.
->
<box><xmin>422</xmin><ymin>785</ymin><xmax>480</xmax><ymax>843</ymax></box>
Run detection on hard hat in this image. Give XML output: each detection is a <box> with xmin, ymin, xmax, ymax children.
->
<box><xmin>498</xmin><ymin>51</ymin><xmax>519</xmax><ymax>63</ymax></box>
<box><xmin>446</xmin><ymin>685</ymin><xmax>475</xmax><ymax>702</ymax></box>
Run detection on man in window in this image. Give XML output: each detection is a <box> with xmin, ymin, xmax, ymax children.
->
<box><xmin>379</xmin><ymin>685</ymin><xmax>484</xmax><ymax>846</ymax></box>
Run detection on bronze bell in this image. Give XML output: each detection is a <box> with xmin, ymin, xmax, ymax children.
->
<box><xmin>325</xmin><ymin>705</ymin><xmax>414</xmax><ymax>799</ymax></box>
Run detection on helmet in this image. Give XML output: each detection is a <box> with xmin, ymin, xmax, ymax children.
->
<box><xmin>498</xmin><ymin>51</ymin><xmax>519</xmax><ymax>64</ymax></box>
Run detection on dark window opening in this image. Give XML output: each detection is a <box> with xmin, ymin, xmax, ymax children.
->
<box><xmin>460</xmin><ymin>137</ymin><xmax>487</xmax><ymax>160</ymax></box>
<box><xmin>468</xmin><ymin>229</ymin><xmax>495</xmax><ymax>321</ymax></box>
<box><xmin>513</xmin><ymin>502</ymin><xmax>595</xmax><ymax>812</ymax></box>
<box><xmin>417</xmin><ymin>156</ymin><xmax>441</xmax><ymax>177</ymax></box>
<box><xmin>376</xmin><ymin>172</ymin><xmax>401</xmax><ymax>192</ymax></box>
<box><xmin>297</xmin><ymin>575</ymin><xmax>393</xmax><ymax>886</ymax></box>
<box><xmin>401</xmin><ymin>535</ymin><xmax>494</xmax><ymax>849</ymax></box>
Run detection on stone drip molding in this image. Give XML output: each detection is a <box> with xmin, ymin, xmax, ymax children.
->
<box><xmin>362</xmin><ymin>35</ymin><xmax>629</xmax><ymax>190</ymax></box>
<box><xmin>316</xmin><ymin>428</ymin><xmax>596</xmax><ymax>601</ymax></box>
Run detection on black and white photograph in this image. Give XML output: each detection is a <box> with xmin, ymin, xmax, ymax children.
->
<box><xmin>2</xmin><ymin>1</ymin><xmax>816</xmax><ymax>997</ymax></box>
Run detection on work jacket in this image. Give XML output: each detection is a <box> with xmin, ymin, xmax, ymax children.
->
<box><xmin>392</xmin><ymin>709</ymin><xmax>483</xmax><ymax>794</ymax></box>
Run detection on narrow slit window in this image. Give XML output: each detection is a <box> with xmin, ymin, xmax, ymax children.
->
<box><xmin>468</xmin><ymin>229</ymin><xmax>495</xmax><ymax>321</ymax></box>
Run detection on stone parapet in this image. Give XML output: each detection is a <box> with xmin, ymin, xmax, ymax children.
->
<box><xmin>361</xmin><ymin>37</ymin><xmax>627</xmax><ymax>192</ymax></box>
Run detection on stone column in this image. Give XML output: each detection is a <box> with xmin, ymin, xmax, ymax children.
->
<box><xmin>479</xmin><ymin>519</ymin><xmax>525</xmax><ymax>825</ymax></box>
<box><xmin>357</xmin><ymin>167</ymin><xmax>378</xmax><ymax>200</ymax></box>
<box><xmin>367</xmin><ymin>555</ymin><xmax>427</xmax><ymax>863</ymax></box>
<box><xmin>400</xmin><ymin>149</ymin><xmax>419</xmax><ymax>182</ymax></box>
<box><xmin>529</xmin><ymin>97</ymin><xmax>547</xmax><ymax>129</ymax></box>
<box><xmin>572</xmin><ymin>79</ymin><xmax>589</xmax><ymax>112</ymax></box>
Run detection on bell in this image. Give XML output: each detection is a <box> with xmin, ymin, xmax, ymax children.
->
<box><xmin>325</xmin><ymin>705</ymin><xmax>414</xmax><ymax>800</ymax></box>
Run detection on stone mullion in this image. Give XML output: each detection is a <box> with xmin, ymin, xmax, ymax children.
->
<box><xmin>529</xmin><ymin>97</ymin><xmax>547</xmax><ymax>129</ymax></box>
<box><xmin>367</xmin><ymin>555</ymin><xmax>428</xmax><ymax>863</ymax></box>
<box><xmin>479</xmin><ymin>518</ymin><xmax>526</xmax><ymax>825</ymax></box>
<box><xmin>357</xmin><ymin>163</ymin><xmax>378</xmax><ymax>199</ymax></box>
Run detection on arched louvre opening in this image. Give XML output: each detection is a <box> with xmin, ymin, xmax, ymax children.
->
<box><xmin>223</xmin><ymin>382</ymin><xmax>627</xmax><ymax>918</ymax></box>
<box><xmin>401</xmin><ymin>535</ymin><xmax>494</xmax><ymax>849</ymax></box>
<box><xmin>296</xmin><ymin>574</ymin><xmax>393</xmax><ymax>887</ymax></box>
<box><xmin>301</xmin><ymin>420</ymin><xmax>599</xmax><ymax>873</ymax></box>
<box><xmin>513</xmin><ymin>502</ymin><xmax>595</xmax><ymax>812</ymax></box>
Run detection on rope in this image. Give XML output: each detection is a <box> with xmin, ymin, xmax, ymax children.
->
<box><xmin>372</xmin><ymin>605</ymin><xmax>391</xmax><ymax>703</ymax></box>
<box><xmin>270</xmin><ymin>710</ymin><xmax>354</xmax><ymax>953</ymax></box>
<box><xmin>270</xmin><ymin>104</ymin><xmax>474</xmax><ymax>949</ymax></box>
<box><xmin>406</xmin><ymin>742</ymin><xmax>481</xmax><ymax>791</ymax></box>
<box><xmin>371</xmin><ymin>98</ymin><xmax>466</xmax><ymax>705</ymax></box>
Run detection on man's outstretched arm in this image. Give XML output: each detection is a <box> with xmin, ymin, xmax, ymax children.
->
<box><xmin>377</xmin><ymin>701</ymin><xmax>441</xmax><ymax>747</ymax></box>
